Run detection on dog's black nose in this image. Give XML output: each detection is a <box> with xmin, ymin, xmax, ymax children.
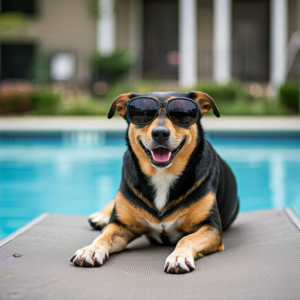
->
<box><xmin>151</xmin><ymin>127</ymin><xmax>170</xmax><ymax>144</ymax></box>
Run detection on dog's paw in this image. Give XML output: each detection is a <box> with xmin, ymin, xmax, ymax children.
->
<box><xmin>164</xmin><ymin>252</ymin><xmax>195</xmax><ymax>274</ymax></box>
<box><xmin>70</xmin><ymin>245</ymin><xmax>109</xmax><ymax>268</ymax></box>
<box><xmin>88</xmin><ymin>211</ymin><xmax>110</xmax><ymax>230</ymax></box>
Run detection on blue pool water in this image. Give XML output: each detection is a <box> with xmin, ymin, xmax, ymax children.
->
<box><xmin>0</xmin><ymin>131</ymin><xmax>300</xmax><ymax>240</ymax></box>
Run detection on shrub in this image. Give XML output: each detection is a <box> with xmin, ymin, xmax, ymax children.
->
<box><xmin>32</xmin><ymin>90</ymin><xmax>60</xmax><ymax>115</ymax></box>
<box><xmin>0</xmin><ymin>81</ymin><xmax>35</xmax><ymax>114</ymax></box>
<box><xmin>0</xmin><ymin>80</ymin><xmax>293</xmax><ymax>116</ymax></box>
<box><xmin>91</xmin><ymin>49</ymin><xmax>134</xmax><ymax>83</ymax></box>
<box><xmin>212</xmin><ymin>97</ymin><xmax>288</xmax><ymax>116</ymax></box>
<box><xmin>57</xmin><ymin>94</ymin><xmax>109</xmax><ymax>116</ymax></box>
<box><xmin>190</xmin><ymin>81</ymin><xmax>247</xmax><ymax>103</ymax></box>
<box><xmin>33</xmin><ymin>51</ymin><xmax>50</xmax><ymax>84</ymax></box>
<box><xmin>279</xmin><ymin>81</ymin><xmax>299</xmax><ymax>112</ymax></box>
<box><xmin>0</xmin><ymin>81</ymin><xmax>61</xmax><ymax>115</ymax></box>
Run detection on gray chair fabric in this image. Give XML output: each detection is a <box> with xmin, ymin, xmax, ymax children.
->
<box><xmin>0</xmin><ymin>209</ymin><xmax>299</xmax><ymax>300</ymax></box>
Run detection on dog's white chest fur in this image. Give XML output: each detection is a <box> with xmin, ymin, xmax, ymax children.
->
<box><xmin>138</xmin><ymin>218</ymin><xmax>185</xmax><ymax>244</ymax></box>
<box><xmin>149</xmin><ymin>170</ymin><xmax>178</xmax><ymax>211</ymax></box>
<box><xmin>143</xmin><ymin>170</ymin><xmax>182</xmax><ymax>244</ymax></box>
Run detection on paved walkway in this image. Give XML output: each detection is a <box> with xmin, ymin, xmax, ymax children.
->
<box><xmin>0</xmin><ymin>116</ymin><xmax>299</xmax><ymax>132</ymax></box>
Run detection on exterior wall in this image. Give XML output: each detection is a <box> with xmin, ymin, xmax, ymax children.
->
<box><xmin>232</xmin><ymin>0</ymin><xmax>270</xmax><ymax>82</ymax></box>
<box><xmin>114</xmin><ymin>0</ymin><xmax>214</xmax><ymax>81</ymax></box>
<box><xmin>197</xmin><ymin>0</ymin><xmax>213</xmax><ymax>80</ymax></box>
<box><xmin>26</xmin><ymin>0</ymin><xmax>97</xmax><ymax>82</ymax></box>
<box><xmin>287</xmin><ymin>0</ymin><xmax>300</xmax><ymax>79</ymax></box>
<box><xmin>288</xmin><ymin>0</ymin><xmax>300</xmax><ymax>39</ymax></box>
<box><xmin>115</xmin><ymin>0</ymin><xmax>130</xmax><ymax>49</ymax></box>
<box><xmin>2</xmin><ymin>0</ymin><xmax>298</xmax><ymax>84</ymax></box>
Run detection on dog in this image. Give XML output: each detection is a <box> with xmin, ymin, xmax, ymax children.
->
<box><xmin>70</xmin><ymin>91</ymin><xmax>239</xmax><ymax>274</ymax></box>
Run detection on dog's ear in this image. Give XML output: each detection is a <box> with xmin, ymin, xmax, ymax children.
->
<box><xmin>108</xmin><ymin>93</ymin><xmax>138</xmax><ymax>119</ymax></box>
<box><xmin>185</xmin><ymin>91</ymin><xmax>220</xmax><ymax>117</ymax></box>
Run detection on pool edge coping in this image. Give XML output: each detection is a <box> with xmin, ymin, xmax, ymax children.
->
<box><xmin>285</xmin><ymin>208</ymin><xmax>300</xmax><ymax>231</ymax></box>
<box><xmin>0</xmin><ymin>117</ymin><xmax>300</xmax><ymax>133</ymax></box>
<box><xmin>0</xmin><ymin>213</ymin><xmax>49</xmax><ymax>248</ymax></box>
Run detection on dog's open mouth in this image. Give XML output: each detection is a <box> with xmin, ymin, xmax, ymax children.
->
<box><xmin>151</xmin><ymin>148</ymin><xmax>172</xmax><ymax>163</ymax></box>
<box><xmin>139</xmin><ymin>138</ymin><xmax>186</xmax><ymax>168</ymax></box>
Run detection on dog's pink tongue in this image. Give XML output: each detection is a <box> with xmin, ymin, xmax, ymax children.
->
<box><xmin>151</xmin><ymin>147</ymin><xmax>172</xmax><ymax>163</ymax></box>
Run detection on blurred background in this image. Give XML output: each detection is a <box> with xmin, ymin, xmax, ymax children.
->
<box><xmin>0</xmin><ymin>0</ymin><xmax>300</xmax><ymax>114</ymax></box>
<box><xmin>0</xmin><ymin>0</ymin><xmax>299</xmax><ymax>240</ymax></box>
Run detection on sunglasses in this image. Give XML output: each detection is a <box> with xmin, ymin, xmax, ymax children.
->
<box><xmin>125</xmin><ymin>97</ymin><xmax>200</xmax><ymax>126</ymax></box>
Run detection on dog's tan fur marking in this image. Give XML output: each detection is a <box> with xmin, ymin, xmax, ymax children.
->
<box><xmin>168</xmin><ymin>123</ymin><xmax>197</xmax><ymax>176</ymax></box>
<box><xmin>163</xmin><ymin>192</ymin><xmax>215</xmax><ymax>229</ymax></box>
<box><xmin>129</xmin><ymin>118</ymin><xmax>198</xmax><ymax>177</ymax></box>
<box><xmin>129</xmin><ymin>123</ymin><xmax>156</xmax><ymax>176</ymax></box>
<box><xmin>115</xmin><ymin>191</ymin><xmax>160</xmax><ymax>234</ymax></box>
<box><xmin>100</xmin><ymin>199</ymin><xmax>115</xmax><ymax>217</ymax></box>
<box><xmin>93</xmin><ymin>222</ymin><xmax>136</xmax><ymax>254</ymax></box>
<box><xmin>160</xmin><ymin>172</ymin><xmax>209</xmax><ymax>213</ymax></box>
<box><xmin>178</xmin><ymin>192</ymin><xmax>216</xmax><ymax>232</ymax></box>
<box><xmin>193</xmin><ymin>91</ymin><xmax>220</xmax><ymax>117</ymax></box>
<box><xmin>164</xmin><ymin>223</ymin><xmax>224</xmax><ymax>273</ymax></box>
<box><xmin>108</xmin><ymin>93</ymin><xmax>132</xmax><ymax>119</ymax></box>
<box><xmin>174</xmin><ymin>224</ymin><xmax>223</xmax><ymax>259</ymax></box>
<box><xmin>127</xmin><ymin>181</ymin><xmax>158</xmax><ymax>212</ymax></box>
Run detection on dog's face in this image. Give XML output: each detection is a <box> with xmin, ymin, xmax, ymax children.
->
<box><xmin>108</xmin><ymin>91</ymin><xmax>219</xmax><ymax>176</ymax></box>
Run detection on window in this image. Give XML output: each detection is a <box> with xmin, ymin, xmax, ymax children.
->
<box><xmin>0</xmin><ymin>44</ymin><xmax>36</xmax><ymax>80</ymax></box>
<box><xmin>1</xmin><ymin>0</ymin><xmax>37</xmax><ymax>16</ymax></box>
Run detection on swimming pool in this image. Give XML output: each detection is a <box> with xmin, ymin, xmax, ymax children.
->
<box><xmin>0</xmin><ymin>131</ymin><xmax>299</xmax><ymax>240</ymax></box>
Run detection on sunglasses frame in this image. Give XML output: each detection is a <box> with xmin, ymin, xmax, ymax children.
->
<box><xmin>125</xmin><ymin>96</ymin><xmax>200</xmax><ymax>126</ymax></box>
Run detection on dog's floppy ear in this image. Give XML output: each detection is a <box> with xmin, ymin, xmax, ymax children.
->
<box><xmin>108</xmin><ymin>93</ymin><xmax>139</xmax><ymax>119</ymax></box>
<box><xmin>186</xmin><ymin>91</ymin><xmax>220</xmax><ymax>117</ymax></box>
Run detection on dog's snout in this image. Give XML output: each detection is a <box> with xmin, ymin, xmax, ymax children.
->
<box><xmin>151</xmin><ymin>127</ymin><xmax>170</xmax><ymax>144</ymax></box>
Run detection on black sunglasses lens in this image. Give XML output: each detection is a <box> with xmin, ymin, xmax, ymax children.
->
<box><xmin>128</xmin><ymin>98</ymin><xmax>158</xmax><ymax>124</ymax></box>
<box><xmin>168</xmin><ymin>100</ymin><xmax>198</xmax><ymax>125</ymax></box>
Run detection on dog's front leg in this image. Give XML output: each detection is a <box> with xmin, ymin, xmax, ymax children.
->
<box><xmin>70</xmin><ymin>223</ymin><xmax>136</xmax><ymax>267</ymax></box>
<box><xmin>88</xmin><ymin>199</ymin><xmax>115</xmax><ymax>230</ymax></box>
<box><xmin>164</xmin><ymin>225</ymin><xmax>224</xmax><ymax>274</ymax></box>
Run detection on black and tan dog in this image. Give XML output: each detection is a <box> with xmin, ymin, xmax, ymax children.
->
<box><xmin>70</xmin><ymin>91</ymin><xmax>239</xmax><ymax>274</ymax></box>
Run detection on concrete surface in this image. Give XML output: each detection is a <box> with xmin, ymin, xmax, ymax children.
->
<box><xmin>0</xmin><ymin>116</ymin><xmax>299</xmax><ymax>132</ymax></box>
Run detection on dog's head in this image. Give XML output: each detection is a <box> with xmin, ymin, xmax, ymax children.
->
<box><xmin>108</xmin><ymin>91</ymin><xmax>219</xmax><ymax>176</ymax></box>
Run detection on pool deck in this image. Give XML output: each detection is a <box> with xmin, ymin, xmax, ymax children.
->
<box><xmin>0</xmin><ymin>116</ymin><xmax>299</xmax><ymax>132</ymax></box>
<box><xmin>0</xmin><ymin>208</ymin><xmax>299</xmax><ymax>300</ymax></box>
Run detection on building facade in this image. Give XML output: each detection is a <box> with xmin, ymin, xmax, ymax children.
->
<box><xmin>0</xmin><ymin>0</ymin><xmax>299</xmax><ymax>87</ymax></box>
<box><xmin>0</xmin><ymin>0</ymin><xmax>96</xmax><ymax>84</ymax></box>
